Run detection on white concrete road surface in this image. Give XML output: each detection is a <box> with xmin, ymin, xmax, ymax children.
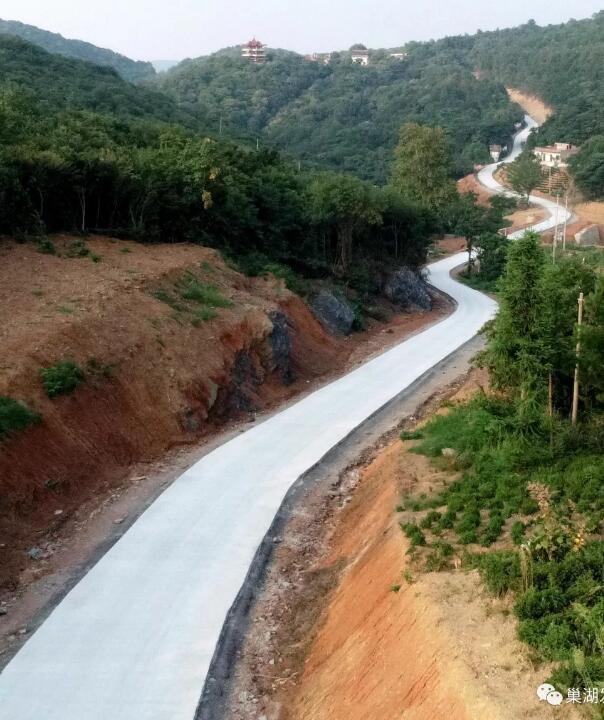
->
<box><xmin>478</xmin><ymin>114</ymin><xmax>572</xmax><ymax>238</ymax></box>
<box><xmin>0</xmin><ymin>117</ymin><xmax>559</xmax><ymax>720</ymax></box>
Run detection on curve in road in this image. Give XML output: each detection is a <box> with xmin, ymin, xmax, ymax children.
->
<box><xmin>0</xmin><ymin>115</ymin><xmax>560</xmax><ymax>720</ymax></box>
<box><xmin>478</xmin><ymin>114</ymin><xmax>572</xmax><ymax>238</ymax></box>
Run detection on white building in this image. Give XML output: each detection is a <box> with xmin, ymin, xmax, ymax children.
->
<box><xmin>306</xmin><ymin>52</ymin><xmax>332</xmax><ymax>64</ymax></box>
<box><xmin>534</xmin><ymin>142</ymin><xmax>578</xmax><ymax>168</ymax></box>
<box><xmin>489</xmin><ymin>144</ymin><xmax>502</xmax><ymax>162</ymax></box>
<box><xmin>350</xmin><ymin>44</ymin><xmax>369</xmax><ymax>65</ymax></box>
<box><xmin>389</xmin><ymin>52</ymin><xmax>408</xmax><ymax>60</ymax></box>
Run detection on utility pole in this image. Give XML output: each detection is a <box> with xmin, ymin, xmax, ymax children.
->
<box><xmin>562</xmin><ymin>192</ymin><xmax>569</xmax><ymax>251</ymax></box>
<box><xmin>571</xmin><ymin>291</ymin><xmax>585</xmax><ymax>425</ymax></box>
<box><xmin>552</xmin><ymin>192</ymin><xmax>560</xmax><ymax>263</ymax></box>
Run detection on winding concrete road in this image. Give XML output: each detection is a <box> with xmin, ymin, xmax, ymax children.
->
<box><xmin>478</xmin><ymin>114</ymin><xmax>572</xmax><ymax>238</ymax></box>
<box><xmin>0</xmin><ymin>116</ymin><xmax>562</xmax><ymax>720</ymax></box>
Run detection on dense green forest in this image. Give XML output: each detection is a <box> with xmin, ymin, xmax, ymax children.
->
<box><xmin>0</xmin><ymin>36</ymin><xmax>195</xmax><ymax>127</ymax></box>
<box><xmin>154</xmin><ymin>50</ymin><xmax>521</xmax><ymax>182</ymax></box>
<box><xmin>1</xmin><ymin>35</ymin><xmax>465</xmax><ymax>291</ymax></box>
<box><xmin>154</xmin><ymin>12</ymin><xmax>604</xmax><ymax>194</ymax></box>
<box><xmin>471</xmin><ymin>12</ymin><xmax>604</xmax><ymax>147</ymax></box>
<box><xmin>0</xmin><ymin>18</ymin><xmax>155</xmax><ymax>82</ymax></box>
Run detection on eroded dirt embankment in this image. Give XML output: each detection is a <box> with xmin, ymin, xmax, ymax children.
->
<box><xmin>506</xmin><ymin>87</ymin><xmax>553</xmax><ymax>125</ymax></box>
<box><xmin>228</xmin><ymin>371</ymin><xmax>581</xmax><ymax>720</ymax></box>
<box><xmin>0</xmin><ymin>236</ymin><xmax>446</xmax><ymax>595</ymax></box>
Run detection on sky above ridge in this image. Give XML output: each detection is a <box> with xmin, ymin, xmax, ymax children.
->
<box><xmin>1</xmin><ymin>0</ymin><xmax>602</xmax><ymax>61</ymax></box>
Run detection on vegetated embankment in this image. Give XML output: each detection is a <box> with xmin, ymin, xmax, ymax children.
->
<box><xmin>0</xmin><ymin>236</ymin><xmax>445</xmax><ymax>594</ymax></box>
<box><xmin>249</xmin><ymin>372</ymin><xmax>581</xmax><ymax>720</ymax></box>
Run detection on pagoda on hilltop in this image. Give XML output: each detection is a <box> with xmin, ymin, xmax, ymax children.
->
<box><xmin>241</xmin><ymin>38</ymin><xmax>267</xmax><ymax>63</ymax></box>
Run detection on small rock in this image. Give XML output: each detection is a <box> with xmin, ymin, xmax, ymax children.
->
<box><xmin>441</xmin><ymin>448</ymin><xmax>457</xmax><ymax>458</ymax></box>
<box><xmin>18</xmin><ymin>627</ymin><xmax>27</xmax><ymax>635</ymax></box>
<box><xmin>114</xmin><ymin>516</ymin><xmax>127</xmax><ymax>525</ymax></box>
<box><xmin>0</xmin><ymin>608</ymin><xmax>7</xmax><ymax>616</ymax></box>
<box><xmin>54</xmin><ymin>509</ymin><xmax>64</xmax><ymax>516</ymax></box>
<box><xmin>27</xmin><ymin>547</ymin><xmax>43</xmax><ymax>561</ymax></box>
<box><xmin>269</xmin><ymin>658</ymin><xmax>275</xmax><ymax>666</ymax></box>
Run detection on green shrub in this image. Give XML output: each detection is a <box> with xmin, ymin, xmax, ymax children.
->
<box><xmin>438</xmin><ymin>509</ymin><xmax>456</xmax><ymax>530</ymax></box>
<box><xmin>401</xmin><ymin>429</ymin><xmax>423</xmax><ymax>441</ymax></box>
<box><xmin>262</xmin><ymin>263</ymin><xmax>309</xmax><ymax>296</ymax></box>
<box><xmin>65</xmin><ymin>238</ymin><xmax>90</xmax><ymax>258</ymax></box>
<box><xmin>152</xmin><ymin>289</ymin><xmax>187</xmax><ymax>312</ymax></box>
<box><xmin>36</xmin><ymin>237</ymin><xmax>56</xmax><ymax>255</ymax></box>
<box><xmin>0</xmin><ymin>396</ymin><xmax>41</xmax><ymax>438</ymax></box>
<box><xmin>473</xmin><ymin>551</ymin><xmax>521</xmax><ymax>596</ymax></box>
<box><xmin>191</xmin><ymin>307</ymin><xmax>218</xmax><ymax>325</ymax></box>
<box><xmin>420</xmin><ymin>510</ymin><xmax>441</xmax><ymax>530</ymax></box>
<box><xmin>401</xmin><ymin>522</ymin><xmax>426</xmax><ymax>548</ymax></box>
<box><xmin>517</xmin><ymin>615</ymin><xmax>574</xmax><ymax>660</ymax></box>
<box><xmin>514</xmin><ymin>589</ymin><xmax>567</xmax><ymax>620</ymax></box>
<box><xmin>511</xmin><ymin>521</ymin><xmax>525</xmax><ymax>545</ymax></box>
<box><xmin>40</xmin><ymin>361</ymin><xmax>85</xmax><ymax>397</ymax></box>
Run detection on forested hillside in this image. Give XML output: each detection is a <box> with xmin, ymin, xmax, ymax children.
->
<box><xmin>2</xmin><ymin>35</ymin><xmax>467</xmax><ymax>295</ymax></box>
<box><xmin>154</xmin><ymin>12</ymin><xmax>604</xmax><ymax>192</ymax></box>
<box><xmin>155</xmin><ymin>51</ymin><xmax>521</xmax><ymax>182</ymax></box>
<box><xmin>0</xmin><ymin>18</ymin><xmax>155</xmax><ymax>82</ymax></box>
<box><xmin>471</xmin><ymin>12</ymin><xmax>604</xmax><ymax>147</ymax></box>
<box><xmin>0</xmin><ymin>35</ymin><xmax>196</xmax><ymax>127</ymax></box>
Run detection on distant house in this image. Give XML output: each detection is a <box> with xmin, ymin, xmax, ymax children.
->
<box><xmin>389</xmin><ymin>52</ymin><xmax>408</xmax><ymax>60</ymax></box>
<box><xmin>350</xmin><ymin>44</ymin><xmax>369</xmax><ymax>66</ymax></box>
<box><xmin>306</xmin><ymin>52</ymin><xmax>332</xmax><ymax>64</ymax></box>
<box><xmin>534</xmin><ymin>142</ymin><xmax>578</xmax><ymax>168</ymax></box>
<box><xmin>241</xmin><ymin>38</ymin><xmax>267</xmax><ymax>64</ymax></box>
<box><xmin>489</xmin><ymin>144</ymin><xmax>503</xmax><ymax>162</ymax></box>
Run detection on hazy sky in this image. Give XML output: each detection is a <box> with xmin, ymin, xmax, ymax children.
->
<box><xmin>1</xmin><ymin>0</ymin><xmax>602</xmax><ymax>61</ymax></box>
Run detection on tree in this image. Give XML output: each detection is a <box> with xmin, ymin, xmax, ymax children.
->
<box><xmin>478</xmin><ymin>231</ymin><xmax>545</xmax><ymax>401</ymax></box>
<box><xmin>475</xmin><ymin>232</ymin><xmax>510</xmax><ymax>284</ymax></box>
<box><xmin>570</xmin><ymin>136</ymin><xmax>604</xmax><ymax>200</ymax></box>
<box><xmin>447</xmin><ymin>192</ymin><xmax>514</xmax><ymax>271</ymax></box>
<box><xmin>390</xmin><ymin>123</ymin><xmax>457</xmax><ymax>212</ymax></box>
<box><xmin>307</xmin><ymin>172</ymin><xmax>382</xmax><ymax>272</ymax></box>
<box><xmin>506</xmin><ymin>151</ymin><xmax>543</xmax><ymax>205</ymax></box>
<box><xmin>580</xmin><ymin>277</ymin><xmax>604</xmax><ymax>405</ymax></box>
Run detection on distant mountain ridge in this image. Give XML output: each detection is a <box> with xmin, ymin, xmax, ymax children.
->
<box><xmin>0</xmin><ymin>18</ymin><xmax>155</xmax><ymax>82</ymax></box>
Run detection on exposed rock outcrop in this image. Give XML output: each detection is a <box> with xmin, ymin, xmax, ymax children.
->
<box><xmin>383</xmin><ymin>268</ymin><xmax>432</xmax><ymax>311</ymax></box>
<box><xmin>311</xmin><ymin>290</ymin><xmax>355</xmax><ymax>336</ymax></box>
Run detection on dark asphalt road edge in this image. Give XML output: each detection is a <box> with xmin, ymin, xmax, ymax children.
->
<box><xmin>195</xmin><ymin>332</ymin><xmax>486</xmax><ymax>720</ymax></box>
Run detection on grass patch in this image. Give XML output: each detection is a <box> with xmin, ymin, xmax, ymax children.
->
<box><xmin>0</xmin><ymin>396</ymin><xmax>41</xmax><ymax>438</ymax></box>
<box><xmin>152</xmin><ymin>271</ymin><xmax>232</xmax><ymax>326</ymax></box>
<box><xmin>176</xmin><ymin>273</ymin><xmax>232</xmax><ymax>308</ymax></box>
<box><xmin>35</xmin><ymin>237</ymin><xmax>56</xmax><ymax>255</ymax></box>
<box><xmin>64</xmin><ymin>238</ymin><xmax>90</xmax><ymax>258</ymax></box>
<box><xmin>40</xmin><ymin>361</ymin><xmax>85</xmax><ymax>397</ymax></box>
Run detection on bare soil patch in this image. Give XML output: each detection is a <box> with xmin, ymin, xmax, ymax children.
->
<box><xmin>506</xmin><ymin>88</ymin><xmax>553</xmax><ymax>125</ymax></box>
